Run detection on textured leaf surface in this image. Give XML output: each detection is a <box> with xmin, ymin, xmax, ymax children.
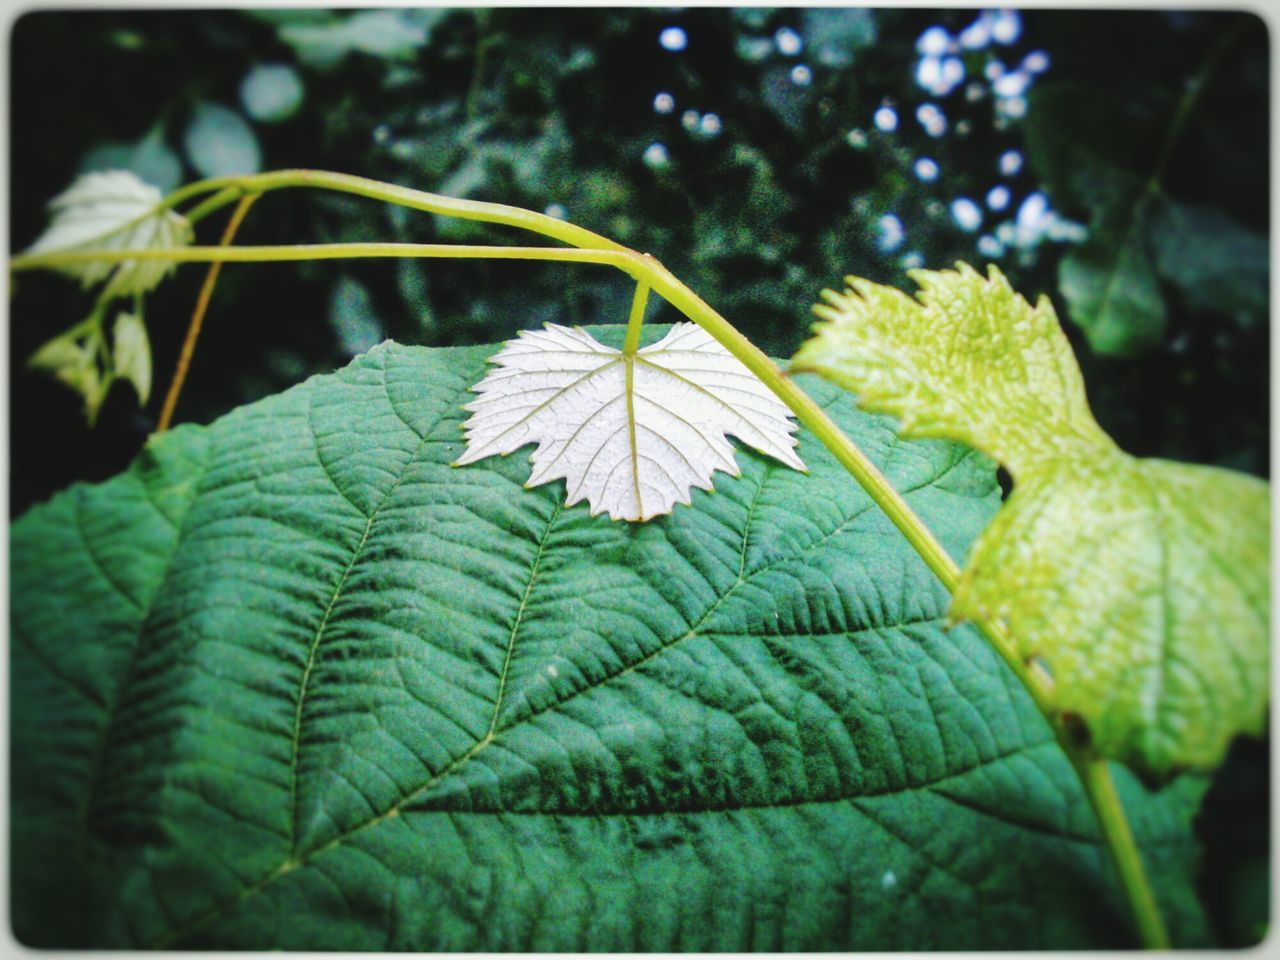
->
<box><xmin>794</xmin><ymin>265</ymin><xmax>1269</xmax><ymax>777</ymax></box>
<box><xmin>455</xmin><ymin>322</ymin><xmax>805</xmax><ymax>520</ymax></box>
<box><xmin>23</xmin><ymin>169</ymin><xmax>192</xmax><ymax>298</ymax></box>
<box><xmin>12</xmin><ymin>326</ymin><xmax>1211</xmax><ymax>949</ymax></box>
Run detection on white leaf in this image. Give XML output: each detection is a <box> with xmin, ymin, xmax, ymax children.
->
<box><xmin>24</xmin><ymin>170</ymin><xmax>193</xmax><ymax>298</ymax></box>
<box><xmin>112</xmin><ymin>310</ymin><xmax>152</xmax><ymax>404</ymax></box>
<box><xmin>455</xmin><ymin>323</ymin><xmax>806</xmax><ymax>521</ymax></box>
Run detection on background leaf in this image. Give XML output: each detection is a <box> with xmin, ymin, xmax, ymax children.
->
<box><xmin>182</xmin><ymin>101</ymin><xmax>261</xmax><ymax>178</ymax></box>
<box><xmin>239</xmin><ymin>63</ymin><xmax>305</xmax><ymax>124</ymax></box>
<box><xmin>79</xmin><ymin>126</ymin><xmax>183</xmax><ymax>194</ymax></box>
<box><xmin>1057</xmin><ymin>205</ymin><xmax>1167</xmax><ymax>356</ymax></box>
<box><xmin>12</xmin><ymin>328</ymin><xmax>1212</xmax><ymax>949</ymax></box>
<box><xmin>1148</xmin><ymin>198</ymin><xmax>1268</xmax><ymax>327</ymax></box>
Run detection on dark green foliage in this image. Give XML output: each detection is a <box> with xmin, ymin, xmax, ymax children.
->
<box><xmin>17</xmin><ymin>9</ymin><xmax>1268</xmax><ymax>508</ymax></box>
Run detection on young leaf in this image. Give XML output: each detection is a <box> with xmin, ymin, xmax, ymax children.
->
<box><xmin>10</xmin><ymin>333</ymin><xmax>1210</xmax><ymax>949</ymax></box>
<box><xmin>794</xmin><ymin>264</ymin><xmax>1268</xmax><ymax>779</ymax></box>
<box><xmin>23</xmin><ymin>169</ymin><xmax>193</xmax><ymax>298</ymax></box>
<box><xmin>28</xmin><ymin>317</ymin><xmax>110</xmax><ymax>423</ymax></box>
<box><xmin>455</xmin><ymin>322</ymin><xmax>806</xmax><ymax>521</ymax></box>
<box><xmin>112</xmin><ymin>309</ymin><xmax>152</xmax><ymax>404</ymax></box>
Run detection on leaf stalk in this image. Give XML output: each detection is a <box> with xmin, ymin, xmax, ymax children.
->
<box><xmin>156</xmin><ymin>193</ymin><xmax>259</xmax><ymax>432</ymax></box>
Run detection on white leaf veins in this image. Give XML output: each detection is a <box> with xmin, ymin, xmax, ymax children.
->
<box><xmin>455</xmin><ymin>323</ymin><xmax>806</xmax><ymax>521</ymax></box>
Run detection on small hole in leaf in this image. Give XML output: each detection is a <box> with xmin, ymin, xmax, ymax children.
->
<box><xmin>1061</xmin><ymin>712</ymin><xmax>1091</xmax><ymax>749</ymax></box>
<box><xmin>996</xmin><ymin>465</ymin><xmax>1014</xmax><ymax>499</ymax></box>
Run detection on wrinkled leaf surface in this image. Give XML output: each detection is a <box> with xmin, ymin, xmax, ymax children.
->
<box><xmin>12</xmin><ymin>326</ymin><xmax>1211</xmax><ymax>949</ymax></box>
<box><xmin>795</xmin><ymin>266</ymin><xmax>1269</xmax><ymax>778</ymax></box>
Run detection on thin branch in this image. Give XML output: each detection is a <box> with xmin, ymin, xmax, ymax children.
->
<box><xmin>155</xmin><ymin>194</ymin><xmax>259</xmax><ymax>433</ymax></box>
<box><xmin>12</xmin><ymin>242</ymin><xmax>643</xmax><ymax>274</ymax></box>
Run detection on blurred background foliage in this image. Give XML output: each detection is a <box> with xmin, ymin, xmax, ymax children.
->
<box><xmin>8</xmin><ymin>7</ymin><xmax>1270</xmax><ymax>946</ymax></box>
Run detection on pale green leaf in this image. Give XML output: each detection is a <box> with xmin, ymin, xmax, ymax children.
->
<box><xmin>794</xmin><ymin>264</ymin><xmax>1269</xmax><ymax>777</ymax></box>
<box><xmin>239</xmin><ymin>63</ymin><xmax>305</xmax><ymax>123</ymax></box>
<box><xmin>277</xmin><ymin>9</ymin><xmax>440</xmax><ymax>69</ymax></box>
<box><xmin>182</xmin><ymin>102</ymin><xmax>261</xmax><ymax>179</ymax></box>
<box><xmin>112</xmin><ymin>309</ymin><xmax>152</xmax><ymax>404</ymax></box>
<box><xmin>79</xmin><ymin>126</ymin><xmax>183</xmax><ymax>194</ymax></box>
<box><xmin>27</xmin><ymin>317</ymin><xmax>110</xmax><ymax>423</ymax></box>
<box><xmin>455</xmin><ymin>322</ymin><xmax>805</xmax><ymax>521</ymax></box>
<box><xmin>23</xmin><ymin>169</ymin><xmax>193</xmax><ymax>298</ymax></box>
<box><xmin>10</xmin><ymin>329</ymin><xmax>1210</xmax><ymax>948</ymax></box>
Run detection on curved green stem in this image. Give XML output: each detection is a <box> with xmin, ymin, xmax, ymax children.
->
<box><xmin>622</xmin><ymin>282</ymin><xmax>650</xmax><ymax>356</ymax></box>
<box><xmin>169</xmin><ymin>169</ymin><xmax>627</xmax><ymax>252</ymax></box>
<box><xmin>636</xmin><ymin>258</ymin><xmax>1059</xmax><ymax>709</ymax></box>
<box><xmin>11</xmin><ymin>242</ymin><xmax>642</xmax><ymax>274</ymax></box>
<box><xmin>1072</xmin><ymin>755</ymin><xmax>1170</xmax><ymax>948</ymax></box>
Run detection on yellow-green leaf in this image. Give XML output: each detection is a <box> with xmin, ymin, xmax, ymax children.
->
<box><xmin>28</xmin><ymin>321</ymin><xmax>111</xmax><ymax>423</ymax></box>
<box><xmin>793</xmin><ymin>263</ymin><xmax>1268</xmax><ymax>778</ymax></box>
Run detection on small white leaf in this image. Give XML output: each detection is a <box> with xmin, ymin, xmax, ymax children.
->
<box><xmin>112</xmin><ymin>310</ymin><xmax>152</xmax><ymax>404</ymax></box>
<box><xmin>455</xmin><ymin>323</ymin><xmax>806</xmax><ymax>521</ymax></box>
<box><xmin>24</xmin><ymin>170</ymin><xmax>193</xmax><ymax>298</ymax></box>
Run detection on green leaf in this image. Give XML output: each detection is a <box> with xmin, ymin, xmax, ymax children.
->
<box><xmin>1023</xmin><ymin>84</ymin><xmax>1169</xmax><ymax>356</ymax></box>
<box><xmin>12</xmin><ymin>327</ymin><xmax>1211</xmax><ymax>949</ymax></box>
<box><xmin>27</xmin><ymin>314</ymin><xmax>111</xmax><ymax>423</ymax></box>
<box><xmin>1058</xmin><ymin>199</ymin><xmax>1167</xmax><ymax>356</ymax></box>
<box><xmin>794</xmin><ymin>265</ymin><xmax>1269</xmax><ymax>778</ymax></box>
<box><xmin>277</xmin><ymin>9</ymin><xmax>442</xmax><ymax>70</ymax></box>
<box><xmin>80</xmin><ymin>126</ymin><xmax>183</xmax><ymax>195</ymax></box>
<box><xmin>1023</xmin><ymin>84</ymin><xmax>1150</xmax><ymax>213</ymax></box>
<box><xmin>1149</xmin><ymin>198</ymin><xmax>1268</xmax><ymax>327</ymax></box>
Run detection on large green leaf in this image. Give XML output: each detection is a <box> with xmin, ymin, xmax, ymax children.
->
<box><xmin>12</xmin><ymin>326</ymin><xmax>1211</xmax><ymax>949</ymax></box>
<box><xmin>794</xmin><ymin>266</ymin><xmax>1269</xmax><ymax>779</ymax></box>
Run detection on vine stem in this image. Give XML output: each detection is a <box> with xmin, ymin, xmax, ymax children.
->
<box><xmin>623</xmin><ymin>281</ymin><xmax>651</xmax><ymax>356</ymax></box>
<box><xmin>155</xmin><ymin>193</ymin><xmax>258</xmax><ymax>432</ymax></box>
<box><xmin>9</xmin><ymin>171</ymin><xmax>1168</xmax><ymax>947</ymax></box>
<box><xmin>12</xmin><ymin>243</ymin><xmax>643</xmax><ymax>273</ymax></box>
<box><xmin>1073</xmin><ymin>755</ymin><xmax>1170</xmax><ymax>948</ymax></box>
